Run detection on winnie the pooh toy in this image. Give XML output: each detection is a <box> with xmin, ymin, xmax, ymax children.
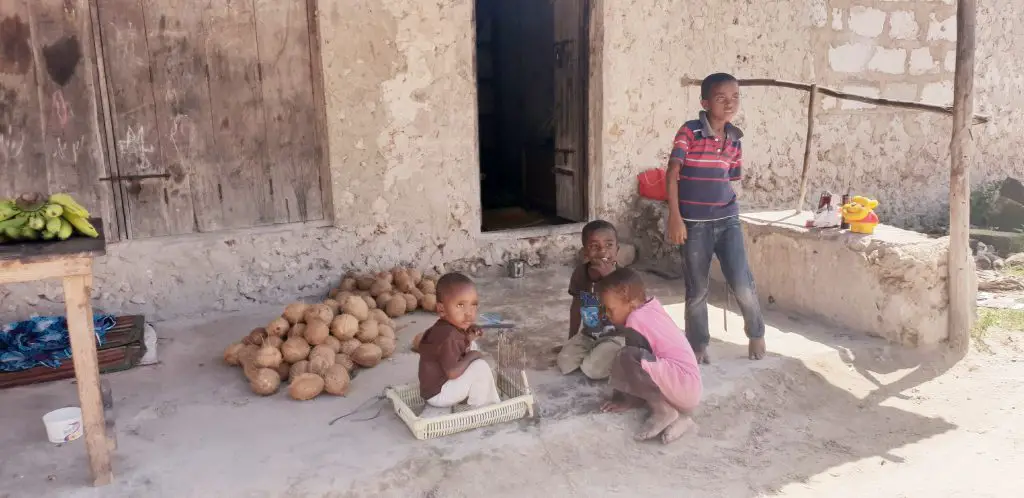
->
<box><xmin>840</xmin><ymin>196</ymin><xmax>880</xmax><ymax>235</ymax></box>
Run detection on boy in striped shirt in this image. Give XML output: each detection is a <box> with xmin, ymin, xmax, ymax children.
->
<box><xmin>665</xmin><ymin>73</ymin><xmax>766</xmax><ymax>364</ymax></box>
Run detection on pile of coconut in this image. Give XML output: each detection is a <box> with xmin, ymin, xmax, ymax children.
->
<box><xmin>328</xmin><ymin>267</ymin><xmax>438</xmax><ymax>318</ymax></box>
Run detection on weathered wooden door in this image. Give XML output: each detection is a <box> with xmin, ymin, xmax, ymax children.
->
<box><xmin>552</xmin><ymin>0</ymin><xmax>586</xmax><ymax>221</ymax></box>
<box><xmin>0</xmin><ymin>0</ymin><xmax>118</xmax><ymax>238</ymax></box>
<box><xmin>94</xmin><ymin>0</ymin><xmax>325</xmax><ymax>238</ymax></box>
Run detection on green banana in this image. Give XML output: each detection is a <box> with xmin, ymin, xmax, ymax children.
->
<box><xmin>63</xmin><ymin>213</ymin><xmax>98</xmax><ymax>238</ymax></box>
<box><xmin>48</xmin><ymin>193</ymin><xmax>89</xmax><ymax>218</ymax></box>
<box><xmin>0</xmin><ymin>213</ymin><xmax>29</xmax><ymax>231</ymax></box>
<box><xmin>57</xmin><ymin>218</ymin><xmax>74</xmax><ymax>240</ymax></box>
<box><xmin>20</xmin><ymin>227</ymin><xmax>39</xmax><ymax>240</ymax></box>
<box><xmin>27</xmin><ymin>213</ymin><xmax>45</xmax><ymax>230</ymax></box>
<box><xmin>45</xmin><ymin>216</ymin><xmax>62</xmax><ymax>234</ymax></box>
<box><xmin>41</xmin><ymin>203</ymin><xmax>63</xmax><ymax>219</ymax></box>
<box><xmin>0</xmin><ymin>200</ymin><xmax>18</xmax><ymax>221</ymax></box>
<box><xmin>41</xmin><ymin>229</ymin><xmax>56</xmax><ymax>240</ymax></box>
<box><xmin>4</xmin><ymin>226</ymin><xmax>20</xmax><ymax>238</ymax></box>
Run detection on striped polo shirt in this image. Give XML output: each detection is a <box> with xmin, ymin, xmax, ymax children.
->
<box><xmin>669</xmin><ymin>111</ymin><xmax>744</xmax><ymax>221</ymax></box>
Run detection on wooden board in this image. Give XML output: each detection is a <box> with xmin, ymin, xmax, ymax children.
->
<box><xmin>0</xmin><ymin>217</ymin><xmax>106</xmax><ymax>262</ymax></box>
<box><xmin>95</xmin><ymin>0</ymin><xmax>197</xmax><ymax>238</ymax></box>
<box><xmin>0</xmin><ymin>1</ymin><xmax>117</xmax><ymax>240</ymax></box>
<box><xmin>552</xmin><ymin>0</ymin><xmax>586</xmax><ymax>221</ymax></box>
<box><xmin>253</xmin><ymin>0</ymin><xmax>324</xmax><ymax>224</ymax></box>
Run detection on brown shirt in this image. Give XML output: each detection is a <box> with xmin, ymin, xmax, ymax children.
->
<box><xmin>418</xmin><ymin>320</ymin><xmax>470</xmax><ymax>400</ymax></box>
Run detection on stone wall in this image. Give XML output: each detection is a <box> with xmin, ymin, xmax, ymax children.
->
<box><xmin>4</xmin><ymin>0</ymin><xmax>1023</xmax><ymax>322</ymax></box>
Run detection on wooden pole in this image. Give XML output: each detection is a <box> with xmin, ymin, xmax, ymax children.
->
<box><xmin>948</xmin><ymin>0</ymin><xmax>977</xmax><ymax>353</ymax></box>
<box><xmin>795</xmin><ymin>85</ymin><xmax>818</xmax><ymax>211</ymax></box>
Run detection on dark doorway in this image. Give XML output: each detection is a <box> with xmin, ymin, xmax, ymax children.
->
<box><xmin>476</xmin><ymin>0</ymin><xmax>589</xmax><ymax>232</ymax></box>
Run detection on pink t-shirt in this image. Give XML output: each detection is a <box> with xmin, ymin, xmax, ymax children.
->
<box><xmin>626</xmin><ymin>298</ymin><xmax>702</xmax><ymax>411</ymax></box>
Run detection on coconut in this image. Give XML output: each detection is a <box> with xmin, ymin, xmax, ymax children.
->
<box><xmin>420</xmin><ymin>294</ymin><xmax>437</xmax><ymax>312</ymax></box>
<box><xmin>310</xmin><ymin>356</ymin><xmax>332</xmax><ymax>376</ymax></box>
<box><xmin>369</xmin><ymin>278</ymin><xmax>392</xmax><ymax>297</ymax></box>
<box><xmin>242</xmin><ymin>361</ymin><xmax>260</xmax><ymax>382</ymax></box>
<box><xmin>290</xmin><ymin>360</ymin><xmax>311</xmax><ymax>379</ymax></box>
<box><xmin>247</xmin><ymin>328</ymin><xmax>268</xmax><ymax>346</ymax></box>
<box><xmin>340</xmin><ymin>338</ymin><xmax>362</xmax><ymax>355</ymax></box>
<box><xmin>340</xmin><ymin>277</ymin><xmax>357</xmax><ymax>292</ymax></box>
<box><xmin>288</xmin><ymin>322</ymin><xmax>307</xmax><ymax>339</ymax></box>
<box><xmin>410</xmin><ymin>288</ymin><xmax>425</xmax><ymax>301</ymax></box>
<box><xmin>356</xmin><ymin>276</ymin><xmax>375</xmax><ymax>291</ymax></box>
<box><xmin>304</xmin><ymin>318</ymin><xmax>330</xmax><ymax>346</ymax></box>
<box><xmin>282</xmin><ymin>303</ymin><xmax>309</xmax><ymax>325</ymax></box>
<box><xmin>412</xmin><ymin>332</ymin><xmax>425</xmax><ymax>352</ymax></box>
<box><xmin>238</xmin><ymin>344</ymin><xmax>260</xmax><ymax>367</ymax></box>
<box><xmin>250</xmin><ymin>368</ymin><xmax>281</xmax><ymax>395</ymax></box>
<box><xmin>369</xmin><ymin>308</ymin><xmax>393</xmax><ymax>327</ymax></box>
<box><xmin>266</xmin><ymin>336</ymin><xmax>284</xmax><ymax>349</ymax></box>
<box><xmin>385</xmin><ymin>296</ymin><xmax>407</xmax><ymax>318</ymax></box>
<box><xmin>378</xmin><ymin>323</ymin><xmax>395</xmax><ymax>339</ymax></box>
<box><xmin>393</xmin><ymin>271</ymin><xmax>415</xmax><ymax>293</ymax></box>
<box><xmin>254</xmin><ymin>343</ymin><xmax>283</xmax><ymax>369</ymax></box>
<box><xmin>375</xmin><ymin>292</ymin><xmax>393</xmax><ymax>309</ymax></box>
<box><xmin>309</xmin><ymin>344</ymin><xmax>335</xmax><ymax>364</ymax></box>
<box><xmin>223</xmin><ymin>343</ymin><xmax>244</xmax><ymax>366</ymax></box>
<box><xmin>377</xmin><ymin>271</ymin><xmax>394</xmax><ymax>283</ymax></box>
<box><xmin>418</xmin><ymin>279</ymin><xmax>436</xmax><ymax>295</ymax></box>
<box><xmin>268</xmin><ymin>317</ymin><xmax>291</xmax><ymax>337</ymax></box>
<box><xmin>375</xmin><ymin>336</ymin><xmax>397</xmax><ymax>358</ymax></box>
<box><xmin>352</xmin><ymin>343</ymin><xmax>383</xmax><ymax>367</ymax></box>
<box><xmin>335</xmin><ymin>353</ymin><xmax>355</xmax><ymax>372</ymax></box>
<box><xmin>342</xmin><ymin>295</ymin><xmax>370</xmax><ymax>321</ymax></box>
<box><xmin>361</xmin><ymin>294</ymin><xmax>377</xmax><ymax>310</ymax></box>
<box><xmin>288</xmin><ymin>373</ymin><xmax>325</xmax><ymax>401</ymax></box>
<box><xmin>281</xmin><ymin>337</ymin><xmax>312</xmax><ymax>364</ymax></box>
<box><xmin>408</xmin><ymin>268</ymin><xmax>423</xmax><ymax>285</ymax></box>
<box><xmin>304</xmin><ymin>303</ymin><xmax>334</xmax><ymax>324</ymax></box>
<box><xmin>324</xmin><ymin>335</ymin><xmax>343</xmax><ymax>353</ymax></box>
<box><xmin>403</xmin><ymin>293</ymin><xmax>418</xmax><ymax>311</ymax></box>
<box><xmin>322</xmin><ymin>298</ymin><xmax>340</xmax><ymax>314</ymax></box>
<box><xmin>323</xmin><ymin>364</ymin><xmax>352</xmax><ymax>396</ymax></box>
<box><xmin>330</xmin><ymin>314</ymin><xmax>359</xmax><ymax>340</ymax></box>
<box><xmin>328</xmin><ymin>288</ymin><xmax>341</xmax><ymax>299</ymax></box>
<box><xmin>356</xmin><ymin>320</ymin><xmax>380</xmax><ymax>343</ymax></box>
<box><xmin>276</xmin><ymin>361</ymin><xmax>291</xmax><ymax>381</ymax></box>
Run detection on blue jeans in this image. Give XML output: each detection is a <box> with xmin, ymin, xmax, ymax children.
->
<box><xmin>679</xmin><ymin>216</ymin><xmax>765</xmax><ymax>351</ymax></box>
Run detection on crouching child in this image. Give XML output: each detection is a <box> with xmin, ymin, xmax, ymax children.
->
<box><xmin>417</xmin><ymin>273</ymin><xmax>501</xmax><ymax>408</ymax></box>
<box><xmin>598</xmin><ymin>268</ymin><xmax>702</xmax><ymax>444</ymax></box>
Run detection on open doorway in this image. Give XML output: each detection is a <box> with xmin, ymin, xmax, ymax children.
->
<box><xmin>476</xmin><ymin>0</ymin><xmax>589</xmax><ymax>232</ymax></box>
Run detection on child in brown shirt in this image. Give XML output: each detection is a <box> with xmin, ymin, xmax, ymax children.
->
<box><xmin>417</xmin><ymin>273</ymin><xmax>501</xmax><ymax>408</ymax></box>
<box><xmin>556</xmin><ymin>220</ymin><xmax>626</xmax><ymax>379</ymax></box>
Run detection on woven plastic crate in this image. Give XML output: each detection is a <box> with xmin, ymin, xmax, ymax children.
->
<box><xmin>385</xmin><ymin>369</ymin><xmax>535</xmax><ymax>440</ymax></box>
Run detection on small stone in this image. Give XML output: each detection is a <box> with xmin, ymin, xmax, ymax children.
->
<box><xmin>130</xmin><ymin>296</ymin><xmax>147</xmax><ymax>305</ymax></box>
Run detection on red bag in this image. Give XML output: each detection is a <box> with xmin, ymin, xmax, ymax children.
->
<box><xmin>637</xmin><ymin>168</ymin><xmax>667</xmax><ymax>201</ymax></box>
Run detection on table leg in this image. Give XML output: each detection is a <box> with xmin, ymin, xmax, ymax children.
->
<box><xmin>63</xmin><ymin>272</ymin><xmax>113</xmax><ymax>486</ymax></box>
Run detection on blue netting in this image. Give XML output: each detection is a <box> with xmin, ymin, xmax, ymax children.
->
<box><xmin>0</xmin><ymin>314</ymin><xmax>116</xmax><ymax>373</ymax></box>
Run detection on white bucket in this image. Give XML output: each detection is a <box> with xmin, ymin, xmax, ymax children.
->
<box><xmin>42</xmin><ymin>407</ymin><xmax>83</xmax><ymax>444</ymax></box>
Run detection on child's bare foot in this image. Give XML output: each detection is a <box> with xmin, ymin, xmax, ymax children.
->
<box><xmin>635</xmin><ymin>403</ymin><xmax>679</xmax><ymax>441</ymax></box>
<box><xmin>660</xmin><ymin>417</ymin><xmax>697</xmax><ymax>444</ymax></box>
<box><xmin>601</xmin><ymin>401</ymin><xmax>633</xmax><ymax>413</ymax></box>
<box><xmin>748</xmin><ymin>338</ymin><xmax>766</xmax><ymax>360</ymax></box>
<box><xmin>694</xmin><ymin>349</ymin><xmax>711</xmax><ymax>365</ymax></box>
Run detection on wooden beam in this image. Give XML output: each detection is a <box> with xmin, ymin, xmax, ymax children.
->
<box><xmin>680</xmin><ymin>77</ymin><xmax>990</xmax><ymax>125</ymax></box>
<box><xmin>795</xmin><ymin>84</ymin><xmax>818</xmax><ymax>211</ymax></box>
<box><xmin>0</xmin><ymin>257</ymin><xmax>92</xmax><ymax>285</ymax></box>
<box><xmin>948</xmin><ymin>0</ymin><xmax>977</xmax><ymax>353</ymax></box>
<box><xmin>63</xmin><ymin>272</ymin><xmax>113</xmax><ymax>486</ymax></box>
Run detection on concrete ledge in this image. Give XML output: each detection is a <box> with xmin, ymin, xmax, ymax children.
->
<box><xmin>633</xmin><ymin>200</ymin><xmax>958</xmax><ymax>347</ymax></box>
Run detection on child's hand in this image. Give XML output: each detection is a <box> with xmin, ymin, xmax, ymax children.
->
<box><xmin>466</xmin><ymin>325</ymin><xmax>483</xmax><ymax>342</ymax></box>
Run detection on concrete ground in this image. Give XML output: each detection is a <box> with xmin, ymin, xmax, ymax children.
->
<box><xmin>1</xmin><ymin>267</ymin><xmax>1023</xmax><ymax>497</ymax></box>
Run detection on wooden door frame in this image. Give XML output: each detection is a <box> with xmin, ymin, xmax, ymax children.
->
<box><xmin>83</xmin><ymin>0</ymin><xmax>334</xmax><ymax>241</ymax></box>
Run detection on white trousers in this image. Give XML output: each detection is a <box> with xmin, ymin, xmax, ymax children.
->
<box><xmin>426</xmin><ymin>358</ymin><xmax>501</xmax><ymax>408</ymax></box>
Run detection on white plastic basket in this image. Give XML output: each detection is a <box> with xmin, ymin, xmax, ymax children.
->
<box><xmin>385</xmin><ymin>369</ymin><xmax>535</xmax><ymax>440</ymax></box>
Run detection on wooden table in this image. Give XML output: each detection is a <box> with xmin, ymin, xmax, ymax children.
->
<box><xmin>0</xmin><ymin>220</ymin><xmax>113</xmax><ymax>486</ymax></box>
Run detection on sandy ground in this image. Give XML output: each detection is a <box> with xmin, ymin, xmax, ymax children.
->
<box><xmin>1</xmin><ymin>267</ymin><xmax>1023</xmax><ymax>497</ymax></box>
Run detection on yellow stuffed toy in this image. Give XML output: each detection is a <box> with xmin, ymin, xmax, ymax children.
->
<box><xmin>840</xmin><ymin>196</ymin><xmax>880</xmax><ymax>234</ymax></box>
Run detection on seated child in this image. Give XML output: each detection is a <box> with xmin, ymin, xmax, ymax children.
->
<box><xmin>597</xmin><ymin>268</ymin><xmax>702</xmax><ymax>444</ymax></box>
<box><xmin>557</xmin><ymin>220</ymin><xmax>626</xmax><ymax>380</ymax></box>
<box><xmin>417</xmin><ymin>272</ymin><xmax>502</xmax><ymax>408</ymax></box>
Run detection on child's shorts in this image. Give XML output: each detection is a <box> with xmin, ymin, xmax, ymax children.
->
<box><xmin>556</xmin><ymin>334</ymin><xmax>626</xmax><ymax>380</ymax></box>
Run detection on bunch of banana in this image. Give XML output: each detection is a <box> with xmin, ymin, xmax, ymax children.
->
<box><xmin>0</xmin><ymin>192</ymin><xmax>98</xmax><ymax>243</ymax></box>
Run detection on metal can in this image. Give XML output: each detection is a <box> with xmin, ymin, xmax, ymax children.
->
<box><xmin>507</xmin><ymin>260</ymin><xmax>525</xmax><ymax>279</ymax></box>
<box><xmin>840</xmin><ymin>193</ymin><xmax>851</xmax><ymax>229</ymax></box>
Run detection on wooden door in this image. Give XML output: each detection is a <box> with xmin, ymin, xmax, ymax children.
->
<box><xmin>552</xmin><ymin>0</ymin><xmax>586</xmax><ymax>221</ymax></box>
<box><xmin>94</xmin><ymin>0</ymin><xmax>325</xmax><ymax>238</ymax></box>
<box><xmin>0</xmin><ymin>0</ymin><xmax>118</xmax><ymax>238</ymax></box>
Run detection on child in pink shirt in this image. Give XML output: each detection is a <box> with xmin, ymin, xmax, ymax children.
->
<box><xmin>597</xmin><ymin>267</ymin><xmax>702</xmax><ymax>444</ymax></box>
